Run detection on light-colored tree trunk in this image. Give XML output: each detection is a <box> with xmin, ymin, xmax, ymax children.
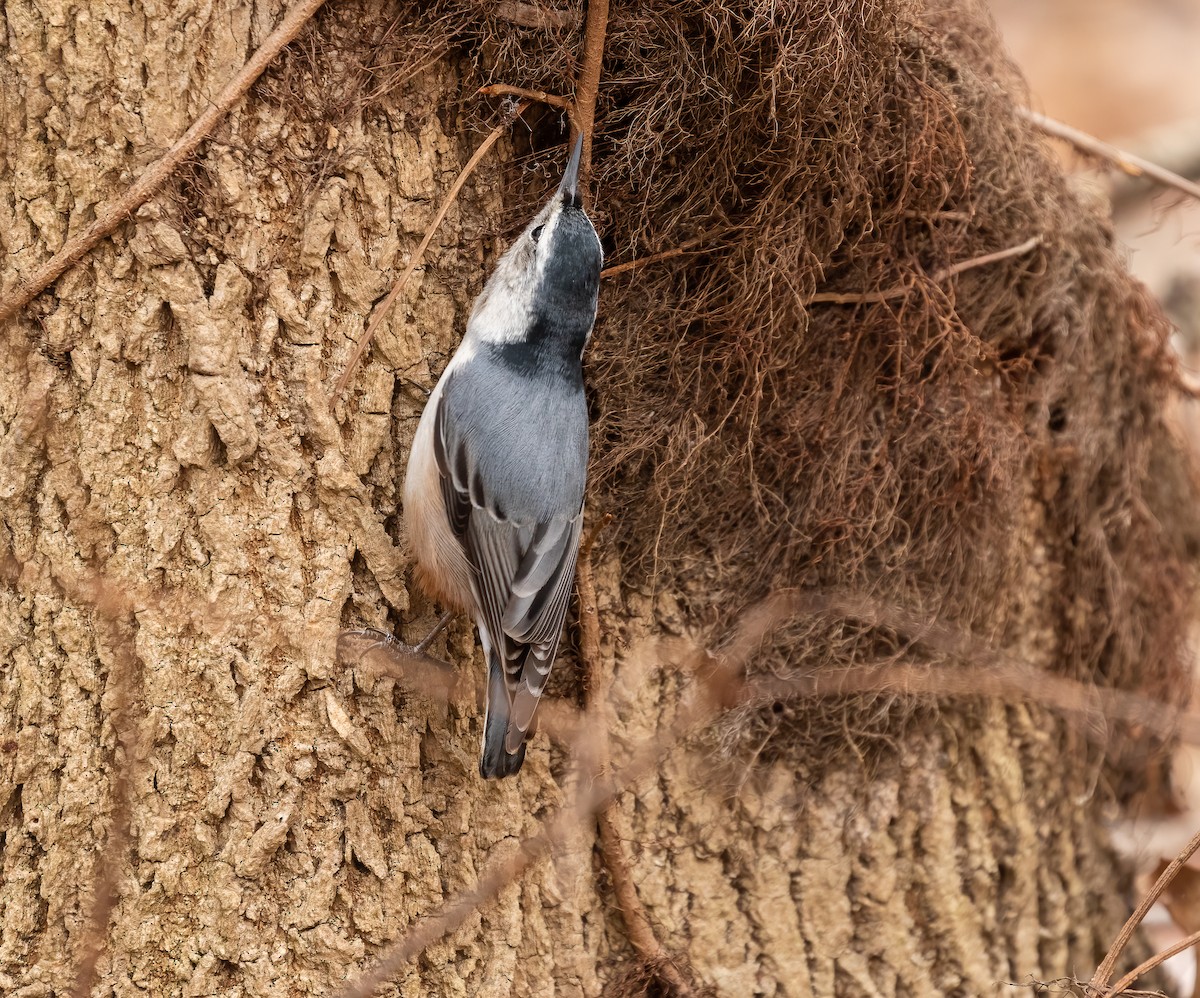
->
<box><xmin>0</xmin><ymin>1</ymin><xmax>1190</xmax><ymax>996</ymax></box>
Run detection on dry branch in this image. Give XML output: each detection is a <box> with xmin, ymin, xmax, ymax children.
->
<box><xmin>1107</xmin><ymin>927</ymin><xmax>1200</xmax><ymax>997</ymax></box>
<box><xmin>577</xmin><ymin>515</ymin><xmax>697</xmax><ymax>995</ymax></box>
<box><xmin>806</xmin><ymin>235</ymin><xmax>1043</xmax><ymax>306</ymax></box>
<box><xmin>0</xmin><ymin>0</ymin><xmax>328</xmax><ymax>327</ymax></box>
<box><xmin>572</xmin><ymin>0</ymin><xmax>609</xmax><ymax>193</ymax></box>
<box><xmin>332</xmin><ymin>584</ymin><xmax>1200</xmax><ymax>995</ymax></box>
<box><xmin>758</xmin><ymin>661</ymin><xmax>1200</xmax><ymax>742</ymax></box>
<box><xmin>601</xmin><ymin>228</ymin><xmax>737</xmax><ymax>279</ymax></box>
<box><xmin>1106</xmin><ymin>115</ymin><xmax>1200</xmax><ymax>212</ymax></box>
<box><xmin>477</xmin><ymin>83</ymin><xmax>574</xmax><ymax>114</ymax></box>
<box><xmin>494</xmin><ymin>2</ymin><xmax>580</xmax><ymax>30</ymax></box>
<box><xmin>330</xmin><ymin>101</ymin><xmax>530</xmax><ymax>406</ymax></box>
<box><xmin>709</xmin><ymin>590</ymin><xmax>1200</xmax><ymax>744</ymax></box>
<box><xmin>1020</xmin><ymin>107</ymin><xmax>1200</xmax><ymax>205</ymax></box>
<box><xmin>69</xmin><ymin>615</ymin><xmax>141</xmax><ymax>998</ymax></box>
<box><xmin>595</xmin><ymin>811</ymin><xmax>696</xmax><ymax>995</ymax></box>
<box><xmin>1091</xmin><ymin>826</ymin><xmax>1200</xmax><ymax>993</ymax></box>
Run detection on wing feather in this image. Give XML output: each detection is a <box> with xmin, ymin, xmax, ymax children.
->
<box><xmin>434</xmin><ymin>361</ymin><xmax>587</xmax><ymax>762</ymax></box>
<box><xmin>521</xmin><ymin>535</ymin><xmax>580</xmax><ymax>648</ymax></box>
<box><xmin>432</xmin><ymin>385</ymin><xmax>471</xmax><ymax>540</ymax></box>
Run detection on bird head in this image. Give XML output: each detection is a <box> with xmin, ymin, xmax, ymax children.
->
<box><xmin>467</xmin><ymin>135</ymin><xmax>603</xmax><ymax>349</ymax></box>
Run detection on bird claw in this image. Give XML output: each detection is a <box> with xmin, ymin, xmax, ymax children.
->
<box><xmin>337</xmin><ymin>627</ymin><xmax>457</xmax><ymax>701</ymax></box>
<box><xmin>338</xmin><ymin>628</ymin><xmax>452</xmax><ymax>669</ymax></box>
<box><xmin>338</xmin><ymin>609</ymin><xmax>455</xmax><ymax>667</ymax></box>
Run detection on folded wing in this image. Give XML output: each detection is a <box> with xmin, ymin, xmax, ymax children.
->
<box><xmin>433</xmin><ymin>373</ymin><xmax>584</xmax><ymax>762</ymax></box>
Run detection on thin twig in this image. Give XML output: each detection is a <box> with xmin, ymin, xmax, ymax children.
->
<box><xmin>0</xmin><ymin>0</ymin><xmax>328</xmax><ymax>327</ymax></box>
<box><xmin>577</xmin><ymin>518</ymin><xmax>692</xmax><ymax>992</ymax></box>
<box><xmin>806</xmin><ymin>235</ymin><xmax>1043</xmax><ymax>306</ymax></box>
<box><xmin>330</xmin><ymin>101</ymin><xmax>530</xmax><ymax>406</ymax></box>
<box><xmin>1106</xmin><ymin>115</ymin><xmax>1200</xmax><ymax>212</ymax></box>
<box><xmin>1106</xmin><ymin>927</ymin><xmax>1200</xmax><ymax>997</ymax></box>
<box><xmin>335</xmin><ymin>597</ymin><xmax>744</xmax><ymax>998</ymax></box>
<box><xmin>1172</xmin><ymin>368</ymin><xmax>1200</xmax><ymax>400</ymax></box>
<box><xmin>494</xmin><ymin>1</ymin><xmax>580</xmax><ymax>30</ymax></box>
<box><xmin>1091</xmin><ymin>826</ymin><xmax>1200</xmax><ymax>993</ymax></box>
<box><xmin>697</xmin><ymin>588</ymin><xmax>1200</xmax><ymax>743</ymax></box>
<box><xmin>595</xmin><ymin>808</ymin><xmax>695</xmax><ymax>995</ymax></box>
<box><xmin>1020</xmin><ymin>107</ymin><xmax>1200</xmax><ymax>205</ymax></box>
<box><xmin>65</xmin><ymin>576</ymin><xmax>145</xmax><ymax>997</ymax></box>
<box><xmin>572</xmin><ymin>0</ymin><xmax>610</xmax><ymax>195</ymax></box>
<box><xmin>330</xmin><ymin>583</ymin><xmax>1200</xmax><ymax>995</ymax></box>
<box><xmin>477</xmin><ymin>84</ymin><xmax>575</xmax><ymax>117</ymax></box>
<box><xmin>601</xmin><ymin>229</ymin><xmax>736</xmax><ymax>279</ymax></box>
<box><xmin>69</xmin><ymin>622</ymin><xmax>139</xmax><ymax>997</ymax></box>
<box><xmin>755</xmin><ymin>661</ymin><xmax>1200</xmax><ymax>744</ymax></box>
<box><xmin>580</xmin><ymin>511</ymin><xmax>613</xmax><ymax>561</ymax></box>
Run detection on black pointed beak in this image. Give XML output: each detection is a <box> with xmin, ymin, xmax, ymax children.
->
<box><xmin>558</xmin><ymin>133</ymin><xmax>584</xmax><ymax>208</ymax></box>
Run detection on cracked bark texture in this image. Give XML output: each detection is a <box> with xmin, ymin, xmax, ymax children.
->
<box><xmin>0</xmin><ymin>1</ymin><xmax>1182</xmax><ymax>996</ymax></box>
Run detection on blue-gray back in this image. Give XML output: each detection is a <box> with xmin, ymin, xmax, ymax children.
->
<box><xmin>438</xmin><ymin>350</ymin><xmax>588</xmax><ymax>524</ymax></box>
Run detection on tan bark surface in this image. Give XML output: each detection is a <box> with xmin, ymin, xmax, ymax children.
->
<box><xmin>0</xmin><ymin>1</ymin><xmax>1186</xmax><ymax>996</ymax></box>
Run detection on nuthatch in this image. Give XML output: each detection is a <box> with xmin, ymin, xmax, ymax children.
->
<box><xmin>402</xmin><ymin>135</ymin><xmax>602</xmax><ymax>778</ymax></box>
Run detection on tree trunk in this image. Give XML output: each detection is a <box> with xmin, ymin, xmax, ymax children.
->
<box><xmin>0</xmin><ymin>1</ymin><xmax>1193</xmax><ymax>996</ymax></box>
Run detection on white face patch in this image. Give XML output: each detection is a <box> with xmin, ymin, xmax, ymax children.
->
<box><xmin>465</xmin><ymin>270</ymin><xmax>531</xmax><ymax>346</ymax></box>
<box><xmin>464</xmin><ymin>196</ymin><xmax>563</xmax><ymax>346</ymax></box>
<box><xmin>532</xmin><ymin>201</ymin><xmax>563</xmax><ymax>286</ymax></box>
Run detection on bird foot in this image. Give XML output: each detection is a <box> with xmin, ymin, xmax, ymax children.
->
<box><xmin>337</xmin><ymin>622</ymin><xmax>456</xmax><ymax>699</ymax></box>
<box><xmin>338</xmin><ymin>609</ymin><xmax>455</xmax><ymax>664</ymax></box>
<box><xmin>336</xmin><ymin>627</ymin><xmax>447</xmax><ymax>665</ymax></box>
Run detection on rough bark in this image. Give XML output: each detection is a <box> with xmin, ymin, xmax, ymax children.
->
<box><xmin>0</xmin><ymin>1</ymin><xmax>1189</xmax><ymax>996</ymax></box>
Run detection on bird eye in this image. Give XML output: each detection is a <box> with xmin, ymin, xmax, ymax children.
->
<box><xmin>531</xmin><ymin>224</ymin><xmax>544</xmax><ymax>244</ymax></box>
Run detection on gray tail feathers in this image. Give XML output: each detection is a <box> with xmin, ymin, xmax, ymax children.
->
<box><xmin>480</xmin><ymin>654</ymin><xmax>527</xmax><ymax>779</ymax></box>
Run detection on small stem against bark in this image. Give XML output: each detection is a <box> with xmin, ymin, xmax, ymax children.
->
<box><xmin>478</xmin><ymin>84</ymin><xmax>575</xmax><ymax>119</ymax></box>
<box><xmin>1106</xmin><ymin>927</ymin><xmax>1200</xmax><ymax>997</ymax></box>
<box><xmin>1091</xmin><ymin>826</ymin><xmax>1200</xmax><ymax>993</ymax></box>
<box><xmin>580</xmin><ymin>511</ymin><xmax>614</xmax><ymax>561</ymax></box>
<box><xmin>332</xmin><ymin>583</ymin><xmax>1200</xmax><ymax>997</ymax></box>
<box><xmin>1172</xmin><ymin>368</ymin><xmax>1200</xmax><ymax>399</ymax></box>
<box><xmin>806</xmin><ymin>235</ymin><xmax>1042</xmax><ymax>306</ymax></box>
<box><xmin>330</xmin><ymin>101</ymin><xmax>530</xmax><ymax>407</ymax></box>
<box><xmin>69</xmin><ymin>609</ymin><xmax>143</xmax><ymax>998</ymax></box>
<box><xmin>596</xmin><ymin>809</ymin><xmax>696</xmax><ymax>996</ymax></box>
<box><xmin>1020</xmin><ymin>107</ymin><xmax>1200</xmax><ymax>204</ymax></box>
<box><xmin>577</xmin><ymin>516</ymin><xmax>696</xmax><ymax>996</ymax></box>
<box><xmin>0</xmin><ymin>0</ymin><xmax>328</xmax><ymax>327</ymax></box>
<box><xmin>494</xmin><ymin>1</ymin><xmax>581</xmax><ymax>30</ymax></box>
<box><xmin>601</xmin><ymin>228</ymin><xmax>738</xmax><ymax>279</ymax></box>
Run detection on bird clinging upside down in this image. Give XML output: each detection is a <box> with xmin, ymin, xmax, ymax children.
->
<box><xmin>400</xmin><ymin>135</ymin><xmax>602</xmax><ymax>778</ymax></box>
